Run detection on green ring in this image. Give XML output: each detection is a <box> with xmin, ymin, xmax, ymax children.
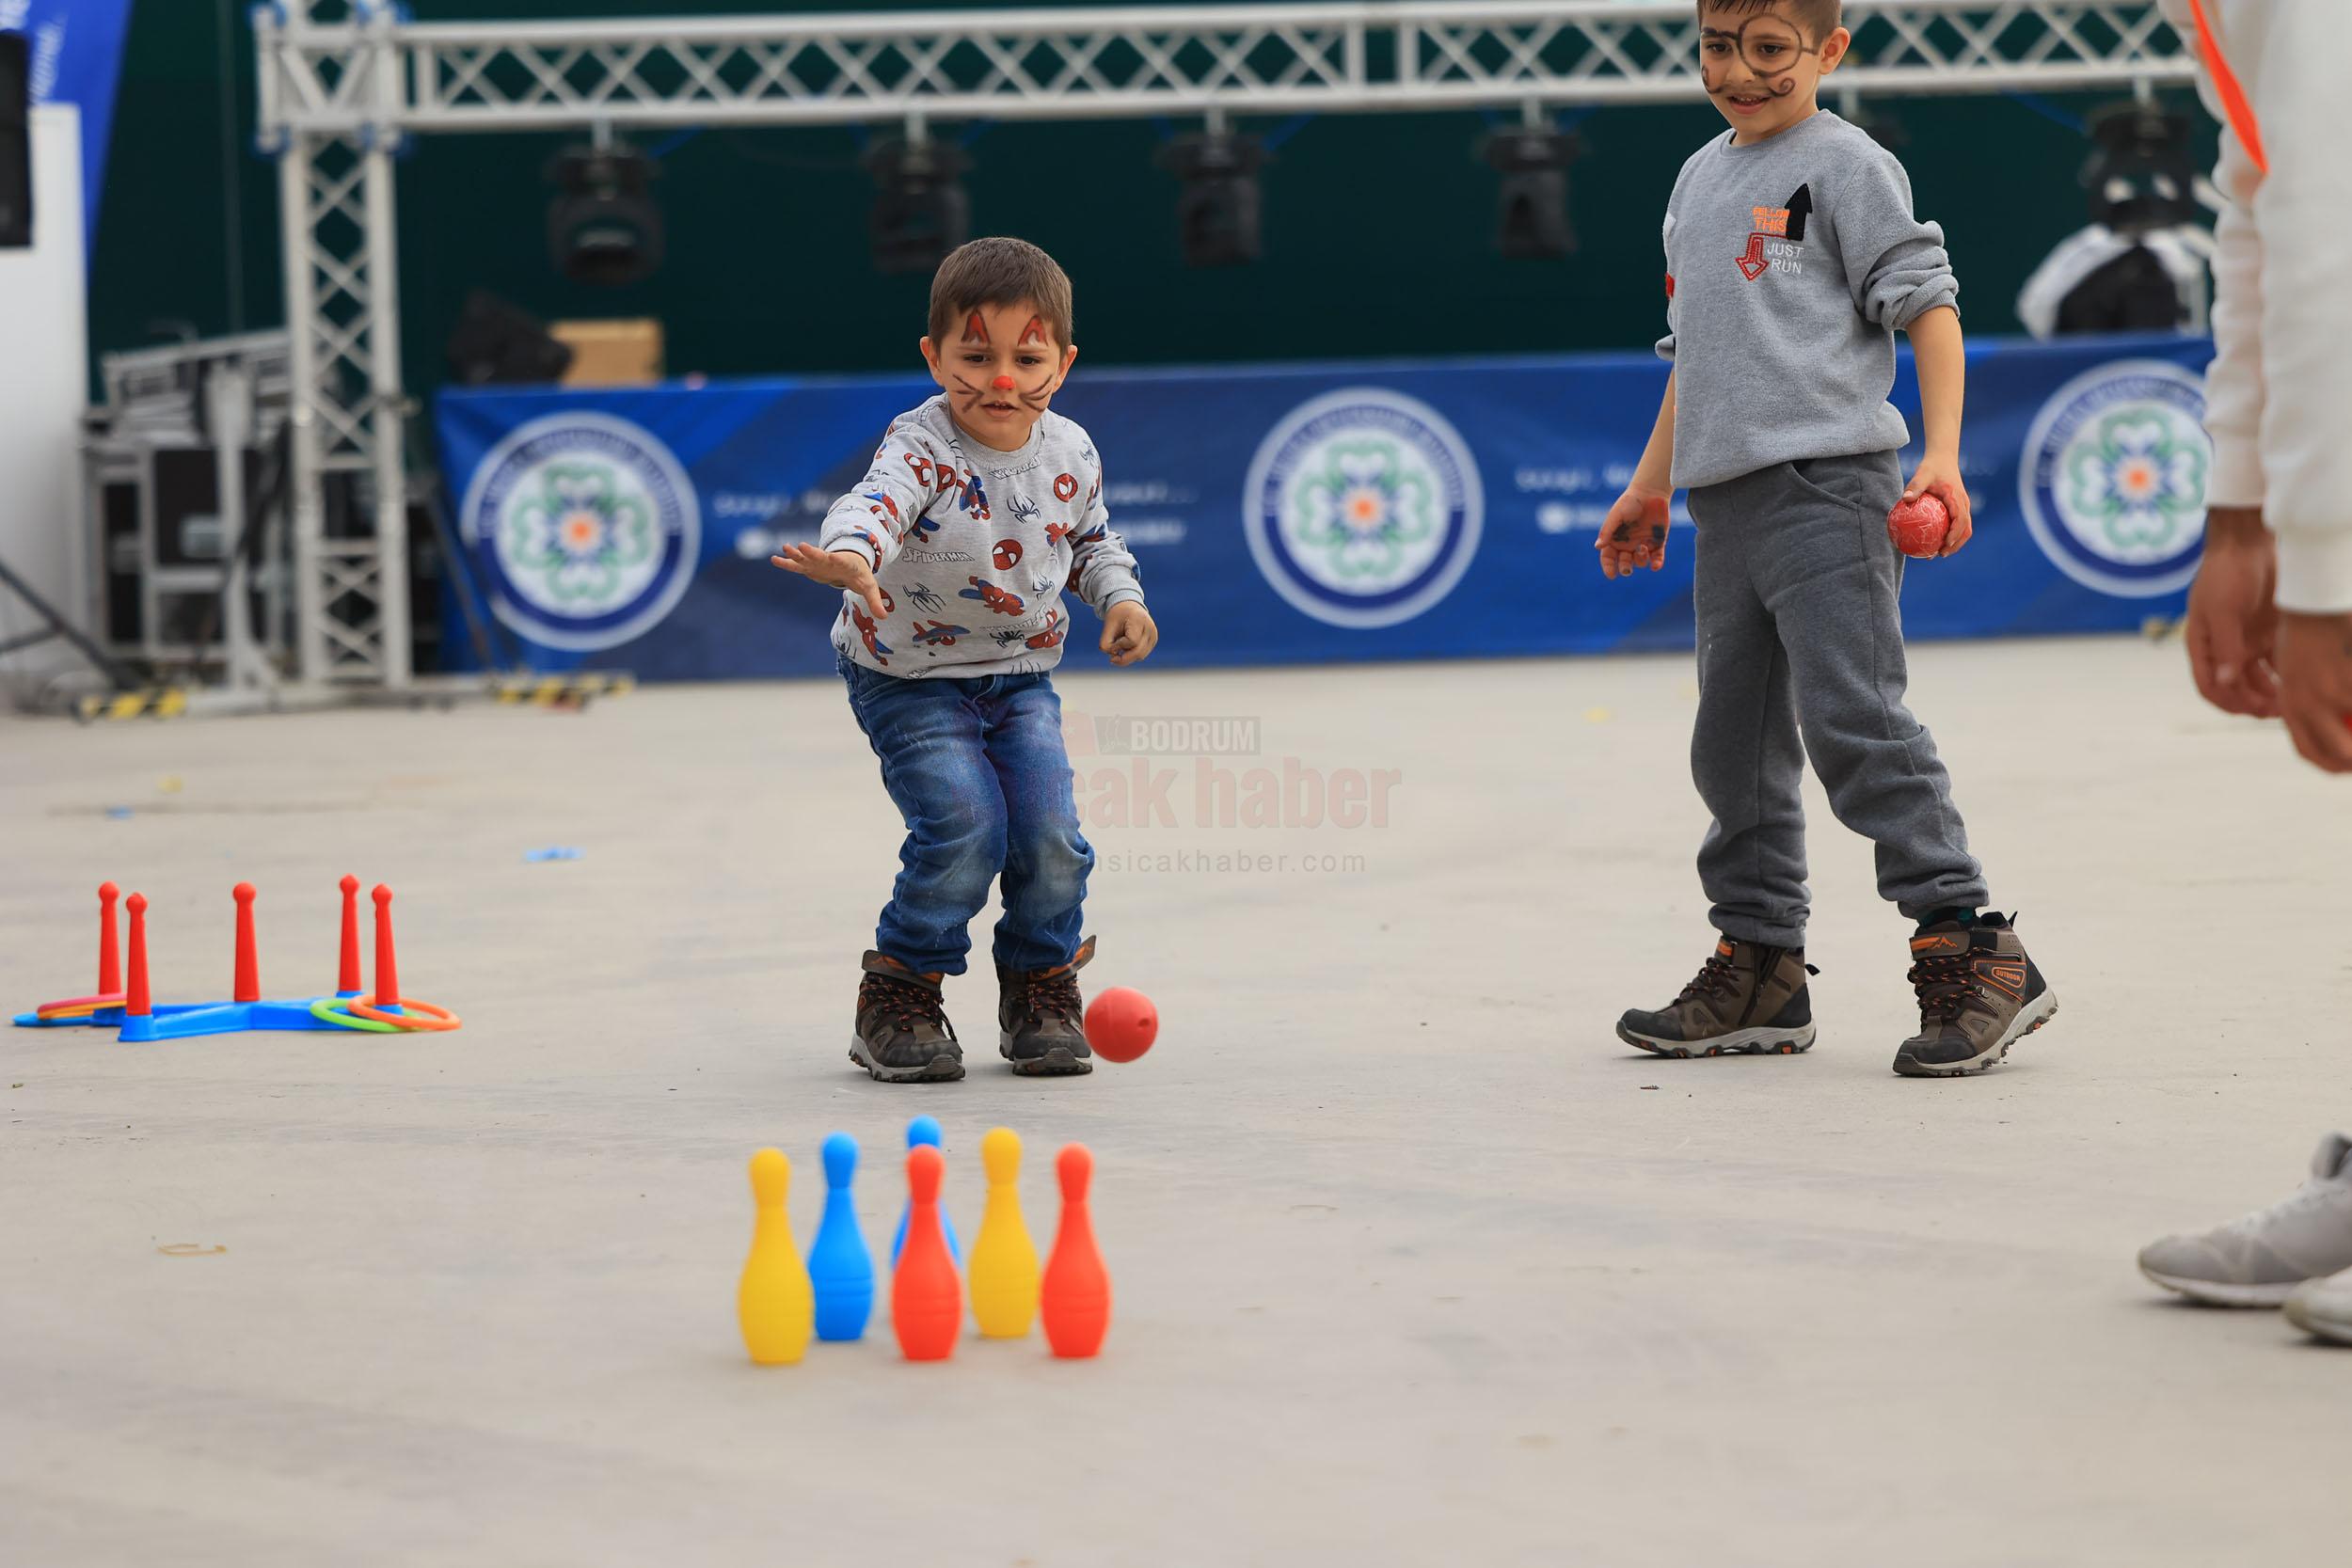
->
<box><xmin>310</xmin><ymin>996</ymin><xmax>401</xmax><ymax>1034</ymax></box>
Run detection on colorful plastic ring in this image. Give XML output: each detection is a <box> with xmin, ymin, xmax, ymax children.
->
<box><xmin>36</xmin><ymin>992</ymin><xmax>124</xmax><ymax>1020</ymax></box>
<box><xmin>346</xmin><ymin>996</ymin><xmax>461</xmax><ymax>1032</ymax></box>
<box><xmin>310</xmin><ymin>996</ymin><xmax>402</xmax><ymax>1034</ymax></box>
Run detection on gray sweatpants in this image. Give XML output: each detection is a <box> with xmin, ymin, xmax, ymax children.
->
<box><xmin>1686</xmin><ymin>450</ymin><xmax>1987</xmax><ymax>947</ymax></box>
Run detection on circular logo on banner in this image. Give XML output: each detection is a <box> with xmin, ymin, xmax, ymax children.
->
<box><xmin>459</xmin><ymin>412</ymin><xmax>701</xmax><ymax>651</ymax></box>
<box><xmin>1243</xmin><ymin>388</ymin><xmax>1485</xmax><ymax>628</ymax></box>
<box><xmin>2018</xmin><ymin>360</ymin><xmax>2211</xmax><ymax>598</ymax></box>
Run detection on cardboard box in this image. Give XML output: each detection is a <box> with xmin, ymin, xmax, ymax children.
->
<box><xmin>549</xmin><ymin>318</ymin><xmax>664</xmax><ymax>387</ymax></box>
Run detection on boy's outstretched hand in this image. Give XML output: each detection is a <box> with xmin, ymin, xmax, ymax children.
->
<box><xmin>771</xmin><ymin>543</ymin><xmax>887</xmax><ymax>619</ymax></box>
<box><xmin>1102</xmin><ymin>601</ymin><xmax>1158</xmax><ymax>667</ymax></box>
<box><xmin>1900</xmin><ymin>455</ymin><xmax>1975</xmax><ymax>558</ymax></box>
<box><xmin>1597</xmin><ymin>487</ymin><xmax>1672</xmax><ymax>579</ymax></box>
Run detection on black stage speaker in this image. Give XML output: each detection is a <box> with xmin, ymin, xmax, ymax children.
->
<box><xmin>0</xmin><ymin>31</ymin><xmax>29</xmax><ymax>248</ymax></box>
<box><xmin>445</xmin><ymin>291</ymin><xmax>574</xmax><ymax>386</ymax></box>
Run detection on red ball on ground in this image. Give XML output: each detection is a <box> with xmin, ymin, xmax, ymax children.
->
<box><xmin>1887</xmin><ymin>492</ymin><xmax>1950</xmax><ymax>559</ymax></box>
<box><xmin>1084</xmin><ymin>987</ymin><xmax>1157</xmax><ymax>1064</ymax></box>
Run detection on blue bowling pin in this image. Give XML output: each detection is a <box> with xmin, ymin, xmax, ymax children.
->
<box><xmin>807</xmin><ymin>1132</ymin><xmax>875</xmax><ymax>1342</ymax></box>
<box><xmin>891</xmin><ymin>1115</ymin><xmax>962</xmax><ymax>1265</ymax></box>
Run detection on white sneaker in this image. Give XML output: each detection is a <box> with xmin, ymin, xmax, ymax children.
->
<box><xmin>2283</xmin><ymin>1267</ymin><xmax>2352</xmax><ymax>1345</ymax></box>
<box><xmin>2137</xmin><ymin>1132</ymin><xmax>2352</xmax><ymax>1306</ymax></box>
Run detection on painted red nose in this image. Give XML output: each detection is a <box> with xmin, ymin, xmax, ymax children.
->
<box><xmin>992</xmin><ymin>375</ymin><xmax>1016</xmax><ymax>392</ymax></box>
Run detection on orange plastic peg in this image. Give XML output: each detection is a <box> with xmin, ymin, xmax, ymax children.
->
<box><xmin>232</xmin><ymin>883</ymin><xmax>260</xmax><ymax>1004</ymax></box>
<box><xmin>892</xmin><ymin>1145</ymin><xmax>961</xmax><ymax>1361</ymax></box>
<box><xmin>1040</xmin><ymin>1144</ymin><xmax>1110</xmax><ymax>1359</ymax></box>
<box><xmin>124</xmin><ymin>893</ymin><xmax>151</xmax><ymax>1019</ymax></box>
<box><xmin>98</xmin><ymin>881</ymin><xmax>120</xmax><ymax>995</ymax></box>
<box><xmin>337</xmin><ymin>875</ymin><xmax>362</xmax><ymax>994</ymax></box>
<box><xmin>371</xmin><ymin>884</ymin><xmax>398</xmax><ymax>1009</ymax></box>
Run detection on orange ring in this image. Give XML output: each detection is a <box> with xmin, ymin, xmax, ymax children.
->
<box><xmin>35</xmin><ymin>992</ymin><xmax>124</xmax><ymax>1019</ymax></box>
<box><xmin>345</xmin><ymin>996</ymin><xmax>462</xmax><ymax>1032</ymax></box>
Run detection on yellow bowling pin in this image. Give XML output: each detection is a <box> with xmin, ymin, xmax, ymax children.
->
<box><xmin>738</xmin><ymin>1148</ymin><xmax>814</xmax><ymax>1365</ymax></box>
<box><xmin>969</xmin><ymin>1127</ymin><xmax>1041</xmax><ymax>1338</ymax></box>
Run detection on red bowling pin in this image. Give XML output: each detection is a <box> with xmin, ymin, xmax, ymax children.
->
<box><xmin>1040</xmin><ymin>1144</ymin><xmax>1110</xmax><ymax>1358</ymax></box>
<box><xmin>892</xmin><ymin>1145</ymin><xmax>961</xmax><ymax>1361</ymax></box>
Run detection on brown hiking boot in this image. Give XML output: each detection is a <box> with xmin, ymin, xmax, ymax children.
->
<box><xmin>850</xmin><ymin>952</ymin><xmax>964</xmax><ymax>1084</ymax></box>
<box><xmin>1892</xmin><ymin>913</ymin><xmax>2057</xmax><ymax>1078</ymax></box>
<box><xmin>997</xmin><ymin>936</ymin><xmax>1096</xmax><ymax>1076</ymax></box>
<box><xmin>1618</xmin><ymin>936</ymin><xmax>1818</xmax><ymax>1058</ymax></box>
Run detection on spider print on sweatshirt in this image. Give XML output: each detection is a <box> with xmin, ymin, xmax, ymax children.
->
<box><xmin>816</xmin><ymin>397</ymin><xmax>1144</xmax><ymax>678</ymax></box>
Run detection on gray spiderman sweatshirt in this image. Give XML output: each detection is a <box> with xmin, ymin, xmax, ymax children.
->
<box><xmin>817</xmin><ymin>396</ymin><xmax>1145</xmax><ymax>679</ymax></box>
<box><xmin>1656</xmin><ymin>111</ymin><xmax>1960</xmax><ymax>491</ymax></box>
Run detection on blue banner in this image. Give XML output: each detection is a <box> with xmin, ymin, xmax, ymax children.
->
<box><xmin>432</xmin><ymin>332</ymin><xmax>2217</xmax><ymax>680</ymax></box>
<box><xmin>7</xmin><ymin>0</ymin><xmax>134</xmax><ymax>253</ymax></box>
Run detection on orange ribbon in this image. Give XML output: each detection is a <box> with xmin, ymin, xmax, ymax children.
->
<box><xmin>2185</xmin><ymin>0</ymin><xmax>2266</xmax><ymax>175</ymax></box>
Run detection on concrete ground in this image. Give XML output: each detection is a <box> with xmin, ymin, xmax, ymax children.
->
<box><xmin>2</xmin><ymin>634</ymin><xmax>2346</xmax><ymax>1566</ymax></box>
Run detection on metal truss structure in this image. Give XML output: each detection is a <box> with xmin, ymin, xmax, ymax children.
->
<box><xmin>257</xmin><ymin>0</ymin><xmax>2196</xmax><ymax>685</ymax></box>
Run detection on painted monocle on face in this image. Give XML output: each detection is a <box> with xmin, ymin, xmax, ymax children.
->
<box><xmin>1700</xmin><ymin>16</ymin><xmax>1819</xmax><ymax>99</ymax></box>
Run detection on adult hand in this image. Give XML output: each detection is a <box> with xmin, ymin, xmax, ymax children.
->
<box><xmin>2276</xmin><ymin>610</ymin><xmax>2352</xmax><ymax>773</ymax></box>
<box><xmin>2184</xmin><ymin>508</ymin><xmax>2280</xmax><ymax>719</ymax></box>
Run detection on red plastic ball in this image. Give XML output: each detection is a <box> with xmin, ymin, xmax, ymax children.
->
<box><xmin>1887</xmin><ymin>493</ymin><xmax>1950</xmax><ymax>559</ymax></box>
<box><xmin>1084</xmin><ymin>987</ymin><xmax>1158</xmax><ymax>1064</ymax></box>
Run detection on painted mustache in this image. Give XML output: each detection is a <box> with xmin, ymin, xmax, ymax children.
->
<box><xmin>1705</xmin><ymin>70</ymin><xmax>1800</xmax><ymax>100</ymax></box>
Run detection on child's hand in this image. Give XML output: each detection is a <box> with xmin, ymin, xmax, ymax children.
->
<box><xmin>771</xmin><ymin>544</ymin><xmax>887</xmax><ymax>619</ymax></box>
<box><xmin>1901</xmin><ymin>455</ymin><xmax>1974</xmax><ymax>558</ymax></box>
<box><xmin>1101</xmin><ymin>601</ymin><xmax>1158</xmax><ymax>667</ymax></box>
<box><xmin>2277</xmin><ymin>610</ymin><xmax>2352</xmax><ymax>773</ymax></box>
<box><xmin>2185</xmin><ymin>507</ymin><xmax>2280</xmax><ymax>719</ymax></box>
<box><xmin>1597</xmin><ymin>486</ymin><xmax>1672</xmax><ymax>579</ymax></box>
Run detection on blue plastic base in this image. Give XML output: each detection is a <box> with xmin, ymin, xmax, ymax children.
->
<box><xmin>17</xmin><ymin>992</ymin><xmax>370</xmax><ymax>1041</ymax></box>
<box><xmin>119</xmin><ymin>992</ymin><xmax>373</xmax><ymax>1042</ymax></box>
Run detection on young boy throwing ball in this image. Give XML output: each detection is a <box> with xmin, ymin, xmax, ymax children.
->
<box><xmin>1596</xmin><ymin>0</ymin><xmax>2057</xmax><ymax>1077</ymax></box>
<box><xmin>774</xmin><ymin>237</ymin><xmax>1158</xmax><ymax>1083</ymax></box>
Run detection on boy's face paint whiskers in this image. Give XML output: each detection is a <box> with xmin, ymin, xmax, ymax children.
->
<box><xmin>923</xmin><ymin>299</ymin><xmax>1078</xmax><ymax>451</ymax></box>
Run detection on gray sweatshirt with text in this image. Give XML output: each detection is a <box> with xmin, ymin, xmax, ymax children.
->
<box><xmin>818</xmin><ymin>397</ymin><xmax>1144</xmax><ymax>679</ymax></box>
<box><xmin>1656</xmin><ymin>112</ymin><xmax>1959</xmax><ymax>491</ymax></box>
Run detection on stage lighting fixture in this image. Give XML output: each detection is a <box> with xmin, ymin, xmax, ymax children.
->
<box><xmin>1157</xmin><ymin>132</ymin><xmax>1267</xmax><ymax>268</ymax></box>
<box><xmin>2082</xmin><ymin>102</ymin><xmax>2196</xmax><ymax>233</ymax></box>
<box><xmin>1482</xmin><ymin>126</ymin><xmax>1578</xmax><ymax>261</ymax></box>
<box><xmin>865</xmin><ymin>135</ymin><xmax>972</xmax><ymax>276</ymax></box>
<box><xmin>546</xmin><ymin>138</ymin><xmax>664</xmax><ymax>286</ymax></box>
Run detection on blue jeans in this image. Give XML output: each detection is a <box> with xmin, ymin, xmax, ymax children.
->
<box><xmin>838</xmin><ymin>655</ymin><xmax>1092</xmax><ymax>976</ymax></box>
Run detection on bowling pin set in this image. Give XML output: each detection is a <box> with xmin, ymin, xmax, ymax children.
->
<box><xmin>738</xmin><ymin>1115</ymin><xmax>1111</xmax><ymax>1366</ymax></box>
